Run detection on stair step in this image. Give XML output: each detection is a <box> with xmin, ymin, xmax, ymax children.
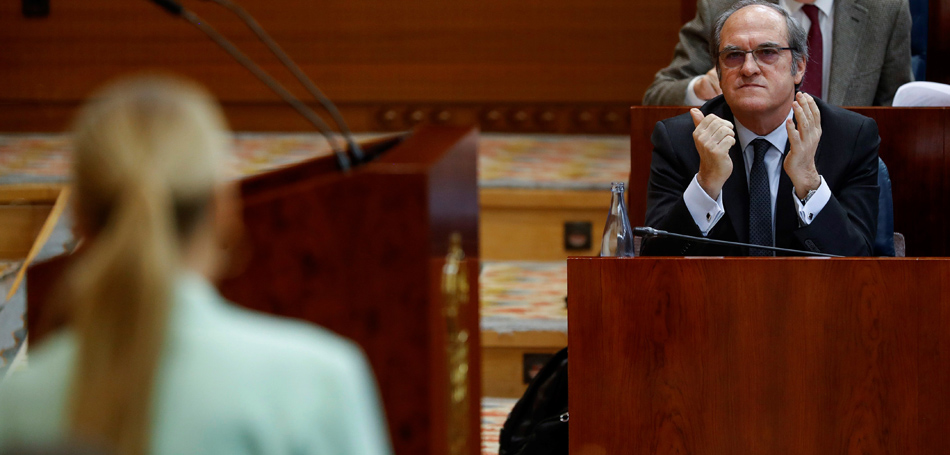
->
<box><xmin>480</xmin><ymin>261</ymin><xmax>567</xmax><ymax>398</ymax></box>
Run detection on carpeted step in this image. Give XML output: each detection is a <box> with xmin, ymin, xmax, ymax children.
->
<box><xmin>481</xmin><ymin>397</ymin><xmax>518</xmax><ymax>455</ymax></box>
<box><xmin>480</xmin><ymin>261</ymin><xmax>567</xmax><ymax>398</ymax></box>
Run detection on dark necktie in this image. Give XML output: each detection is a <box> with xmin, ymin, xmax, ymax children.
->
<box><xmin>748</xmin><ymin>139</ymin><xmax>773</xmax><ymax>256</ymax></box>
<box><xmin>800</xmin><ymin>5</ymin><xmax>823</xmax><ymax>98</ymax></box>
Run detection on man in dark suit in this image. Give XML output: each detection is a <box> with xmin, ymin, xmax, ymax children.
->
<box><xmin>641</xmin><ymin>0</ymin><xmax>879</xmax><ymax>257</ymax></box>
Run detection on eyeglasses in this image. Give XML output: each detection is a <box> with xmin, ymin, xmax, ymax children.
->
<box><xmin>719</xmin><ymin>47</ymin><xmax>794</xmax><ymax>68</ymax></box>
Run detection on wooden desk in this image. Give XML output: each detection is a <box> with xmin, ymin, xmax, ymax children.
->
<box><xmin>568</xmin><ymin>257</ymin><xmax>950</xmax><ymax>455</ymax></box>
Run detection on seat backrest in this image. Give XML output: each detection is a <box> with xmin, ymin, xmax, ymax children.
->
<box><xmin>893</xmin><ymin>82</ymin><xmax>950</xmax><ymax>106</ymax></box>
<box><xmin>875</xmin><ymin>157</ymin><xmax>896</xmax><ymax>256</ymax></box>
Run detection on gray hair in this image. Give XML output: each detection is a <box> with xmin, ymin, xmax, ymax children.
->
<box><xmin>711</xmin><ymin>0</ymin><xmax>808</xmax><ymax>80</ymax></box>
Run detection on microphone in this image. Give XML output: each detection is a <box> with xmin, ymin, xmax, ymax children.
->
<box><xmin>198</xmin><ymin>0</ymin><xmax>365</xmax><ymax>163</ymax></box>
<box><xmin>149</xmin><ymin>0</ymin><xmax>183</xmax><ymax>15</ymax></box>
<box><xmin>143</xmin><ymin>0</ymin><xmax>353</xmax><ymax>171</ymax></box>
<box><xmin>633</xmin><ymin>226</ymin><xmax>843</xmax><ymax>258</ymax></box>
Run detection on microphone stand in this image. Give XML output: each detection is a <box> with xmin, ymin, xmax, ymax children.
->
<box><xmin>634</xmin><ymin>227</ymin><xmax>843</xmax><ymax>258</ymax></box>
<box><xmin>200</xmin><ymin>0</ymin><xmax>365</xmax><ymax>163</ymax></box>
<box><xmin>146</xmin><ymin>0</ymin><xmax>353</xmax><ymax>171</ymax></box>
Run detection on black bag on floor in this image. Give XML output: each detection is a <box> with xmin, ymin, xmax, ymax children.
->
<box><xmin>498</xmin><ymin>346</ymin><xmax>569</xmax><ymax>455</ymax></box>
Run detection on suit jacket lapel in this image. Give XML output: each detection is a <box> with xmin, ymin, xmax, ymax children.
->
<box><xmin>703</xmin><ymin>99</ymin><xmax>750</xmax><ymax>243</ymax></box>
<box><xmin>775</xmin><ymin>141</ymin><xmax>796</xmax><ymax>244</ymax></box>
<box><xmin>828</xmin><ymin>0</ymin><xmax>868</xmax><ymax>104</ymax></box>
<box><xmin>723</xmin><ymin>141</ymin><xmax>749</xmax><ymax>243</ymax></box>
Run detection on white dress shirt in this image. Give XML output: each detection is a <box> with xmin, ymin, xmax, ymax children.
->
<box><xmin>683</xmin><ymin>108</ymin><xmax>832</xmax><ymax>237</ymax></box>
<box><xmin>685</xmin><ymin>0</ymin><xmax>835</xmax><ymax>105</ymax></box>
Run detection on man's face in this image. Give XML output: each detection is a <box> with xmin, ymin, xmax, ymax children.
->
<box><xmin>718</xmin><ymin>6</ymin><xmax>806</xmax><ymax>122</ymax></box>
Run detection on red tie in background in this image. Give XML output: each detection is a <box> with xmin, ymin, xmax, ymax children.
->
<box><xmin>800</xmin><ymin>5</ymin><xmax>823</xmax><ymax>98</ymax></box>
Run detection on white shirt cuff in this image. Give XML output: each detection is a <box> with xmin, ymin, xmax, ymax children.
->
<box><xmin>684</xmin><ymin>174</ymin><xmax>725</xmax><ymax>236</ymax></box>
<box><xmin>684</xmin><ymin>75</ymin><xmax>707</xmax><ymax>106</ymax></box>
<box><xmin>793</xmin><ymin>175</ymin><xmax>831</xmax><ymax>225</ymax></box>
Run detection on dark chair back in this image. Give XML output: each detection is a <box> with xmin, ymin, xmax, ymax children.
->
<box><xmin>875</xmin><ymin>158</ymin><xmax>896</xmax><ymax>256</ymax></box>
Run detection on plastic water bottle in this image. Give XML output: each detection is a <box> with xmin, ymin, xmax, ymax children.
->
<box><xmin>599</xmin><ymin>181</ymin><xmax>636</xmax><ymax>257</ymax></box>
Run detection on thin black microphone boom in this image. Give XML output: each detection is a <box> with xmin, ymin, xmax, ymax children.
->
<box><xmin>143</xmin><ymin>0</ymin><xmax>352</xmax><ymax>171</ymax></box>
<box><xmin>200</xmin><ymin>0</ymin><xmax>364</xmax><ymax>162</ymax></box>
<box><xmin>633</xmin><ymin>227</ymin><xmax>842</xmax><ymax>258</ymax></box>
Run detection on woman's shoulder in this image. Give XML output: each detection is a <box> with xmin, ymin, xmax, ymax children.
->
<box><xmin>172</xmin><ymin>274</ymin><xmax>370</xmax><ymax>378</ymax></box>
<box><xmin>0</xmin><ymin>332</ymin><xmax>77</xmax><ymax>444</ymax></box>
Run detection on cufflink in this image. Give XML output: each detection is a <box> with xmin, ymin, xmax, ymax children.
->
<box><xmin>706</xmin><ymin>212</ymin><xmax>711</xmax><ymax>221</ymax></box>
<box><xmin>808</xmin><ymin>213</ymin><xmax>814</xmax><ymax>221</ymax></box>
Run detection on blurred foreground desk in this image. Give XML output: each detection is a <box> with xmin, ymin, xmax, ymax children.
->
<box><xmin>567</xmin><ymin>257</ymin><xmax>950</xmax><ymax>455</ymax></box>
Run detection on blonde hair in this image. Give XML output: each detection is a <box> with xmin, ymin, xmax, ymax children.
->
<box><xmin>64</xmin><ymin>75</ymin><xmax>228</xmax><ymax>454</ymax></box>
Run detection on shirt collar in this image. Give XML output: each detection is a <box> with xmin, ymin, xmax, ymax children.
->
<box><xmin>735</xmin><ymin>108</ymin><xmax>794</xmax><ymax>153</ymax></box>
<box><xmin>782</xmin><ymin>0</ymin><xmax>834</xmax><ymax>17</ymax></box>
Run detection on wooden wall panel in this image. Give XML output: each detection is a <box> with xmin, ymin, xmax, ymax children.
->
<box><xmin>929</xmin><ymin>0</ymin><xmax>950</xmax><ymax>84</ymax></box>
<box><xmin>0</xmin><ymin>0</ymin><xmax>683</xmax><ymax>131</ymax></box>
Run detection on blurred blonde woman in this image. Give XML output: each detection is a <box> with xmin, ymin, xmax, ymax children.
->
<box><xmin>0</xmin><ymin>76</ymin><xmax>392</xmax><ymax>455</ymax></box>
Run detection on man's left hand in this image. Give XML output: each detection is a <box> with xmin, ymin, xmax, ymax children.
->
<box><xmin>784</xmin><ymin>92</ymin><xmax>822</xmax><ymax>199</ymax></box>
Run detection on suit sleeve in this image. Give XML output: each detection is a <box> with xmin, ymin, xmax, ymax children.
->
<box><xmin>874</xmin><ymin>0</ymin><xmax>914</xmax><ymax>106</ymax></box>
<box><xmin>642</xmin><ymin>0</ymin><xmax>717</xmax><ymax>106</ymax></box>
<box><xmin>793</xmin><ymin>117</ymin><xmax>879</xmax><ymax>256</ymax></box>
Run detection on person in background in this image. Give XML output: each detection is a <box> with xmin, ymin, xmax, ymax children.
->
<box><xmin>643</xmin><ymin>0</ymin><xmax>913</xmax><ymax>106</ymax></box>
<box><xmin>0</xmin><ymin>75</ymin><xmax>393</xmax><ymax>455</ymax></box>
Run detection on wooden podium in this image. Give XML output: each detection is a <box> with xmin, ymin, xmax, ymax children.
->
<box><xmin>26</xmin><ymin>125</ymin><xmax>481</xmax><ymax>455</ymax></box>
<box><xmin>567</xmin><ymin>257</ymin><xmax>950</xmax><ymax>455</ymax></box>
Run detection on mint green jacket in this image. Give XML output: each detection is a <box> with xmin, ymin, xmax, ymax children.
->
<box><xmin>0</xmin><ymin>274</ymin><xmax>393</xmax><ymax>455</ymax></box>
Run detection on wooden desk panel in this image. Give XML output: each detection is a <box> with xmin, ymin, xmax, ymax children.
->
<box><xmin>568</xmin><ymin>257</ymin><xmax>950</xmax><ymax>455</ymax></box>
<box><xmin>0</xmin><ymin>0</ymin><xmax>682</xmax><ymax>131</ymax></box>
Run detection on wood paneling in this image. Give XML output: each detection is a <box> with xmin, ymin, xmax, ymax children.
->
<box><xmin>629</xmin><ymin>106</ymin><xmax>950</xmax><ymax>256</ymax></box>
<box><xmin>480</xmin><ymin>189</ymin><xmax>610</xmax><ymax>260</ymax></box>
<box><xmin>0</xmin><ymin>205</ymin><xmax>52</xmax><ymax>259</ymax></box>
<box><xmin>221</xmin><ymin>125</ymin><xmax>481</xmax><ymax>455</ymax></box>
<box><xmin>482</xmin><ymin>330</ymin><xmax>568</xmax><ymax>398</ymax></box>
<box><xmin>929</xmin><ymin>0</ymin><xmax>950</xmax><ymax>84</ymax></box>
<box><xmin>0</xmin><ymin>0</ymin><xmax>682</xmax><ymax>131</ymax></box>
<box><xmin>680</xmin><ymin>0</ymin><xmax>698</xmax><ymax>26</ymax></box>
<box><xmin>568</xmin><ymin>257</ymin><xmax>950</xmax><ymax>455</ymax></box>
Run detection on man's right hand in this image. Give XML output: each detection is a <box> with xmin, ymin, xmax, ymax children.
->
<box><xmin>693</xmin><ymin>68</ymin><xmax>722</xmax><ymax>101</ymax></box>
<box><xmin>691</xmin><ymin>108</ymin><xmax>735</xmax><ymax>199</ymax></box>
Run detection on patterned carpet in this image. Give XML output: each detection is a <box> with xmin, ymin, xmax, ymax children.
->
<box><xmin>0</xmin><ymin>132</ymin><xmax>630</xmax><ymax>188</ymax></box>
<box><xmin>0</xmin><ymin>133</ymin><xmax>355</xmax><ymax>184</ymax></box>
<box><xmin>481</xmin><ymin>397</ymin><xmax>518</xmax><ymax>455</ymax></box>
<box><xmin>479</xmin><ymin>134</ymin><xmax>630</xmax><ymax>190</ymax></box>
<box><xmin>480</xmin><ymin>261</ymin><xmax>567</xmax><ymax>333</ymax></box>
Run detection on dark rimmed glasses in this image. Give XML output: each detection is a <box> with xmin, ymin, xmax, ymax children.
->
<box><xmin>719</xmin><ymin>47</ymin><xmax>794</xmax><ymax>68</ymax></box>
